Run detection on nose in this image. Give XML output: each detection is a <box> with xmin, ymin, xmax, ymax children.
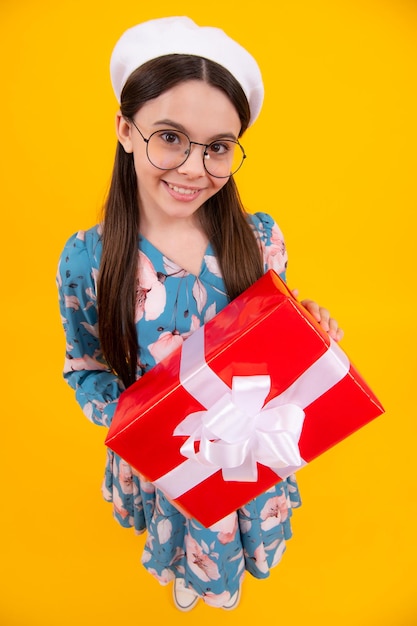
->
<box><xmin>176</xmin><ymin>142</ymin><xmax>207</xmax><ymax>177</ymax></box>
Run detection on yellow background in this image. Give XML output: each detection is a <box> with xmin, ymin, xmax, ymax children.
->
<box><xmin>1</xmin><ymin>0</ymin><xmax>416</xmax><ymax>624</ymax></box>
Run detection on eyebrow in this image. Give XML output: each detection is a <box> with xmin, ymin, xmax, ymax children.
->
<box><xmin>152</xmin><ymin>118</ymin><xmax>238</xmax><ymax>142</ymax></box>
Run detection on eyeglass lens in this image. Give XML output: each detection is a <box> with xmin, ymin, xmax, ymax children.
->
<box><xmin>146</xmin><ymin>130</ymin><xmax>245</xmax><ymax>177</ymax></box>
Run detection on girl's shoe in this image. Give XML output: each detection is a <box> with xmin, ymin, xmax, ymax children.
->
<box><xmin>222</xmin><ymin>587</ymin><xmax>241</xmax><ymax>610</ymax></box>
<box><xmin>173</xmin><ymin>578</ymin><xmax>199</xmax><ymax>612</ymax></box>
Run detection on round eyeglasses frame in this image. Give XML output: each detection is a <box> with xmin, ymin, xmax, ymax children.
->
<box><xmin>130</xmin><ymin>119</ymin><xmax>246</xmax><ymax>178</ymax></box>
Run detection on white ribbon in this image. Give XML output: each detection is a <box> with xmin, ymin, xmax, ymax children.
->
<box><xmin>175</xmin><ymin>374</ymin><xmax>305</xmax><ymax>481</ymax></box>
<box><xmin>153</xmin><ymin>327</ymin><xmax>350</xmax><ymax>499</ymax></box>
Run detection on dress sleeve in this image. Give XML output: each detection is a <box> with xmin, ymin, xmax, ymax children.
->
<box><xmin>249</xmin><ymin>212</ymin><xmax>288</xmax><ymax>280</ymax></box>
<box><xmin>56</xmin><ymin>229</ymin><xmax>124</xmax><ymax>427</ymax></box>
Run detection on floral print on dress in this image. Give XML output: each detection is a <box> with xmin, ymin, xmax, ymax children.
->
<box><xmin>136</xmin><ymin>251</ymin><xmax>167</xmax><ymax>322</ymax></box>
<box><xmin>57</xmin><ymin>211</ymin><xmax>300</xmax><ymax>607</ymax></box>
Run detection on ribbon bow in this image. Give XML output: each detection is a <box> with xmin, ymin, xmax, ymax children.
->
<box><xmin>175</xmin><ymin>374</ymin><xmax>305</xmax><ymax>481</ymax></box>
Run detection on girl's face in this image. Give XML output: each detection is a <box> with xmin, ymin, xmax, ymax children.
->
<box><xmin>116</xmin><ymin>80</ymin><xmax>241</xmax><ymax>227</ymax></box>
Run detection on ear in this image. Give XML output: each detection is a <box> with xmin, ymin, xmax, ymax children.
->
<box><xmin>115</xmin><ymin>112</ymin><xmax>133</xmax><ymax>153</ymax></box>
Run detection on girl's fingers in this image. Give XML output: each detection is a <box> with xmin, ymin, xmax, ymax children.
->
<box><xmin>301</xmin><ymin>299</ymin><xmax>344</xmax><ymax>342</ymax></box>
<box><xmin>329</xmin><ymin>320</ymin><xmax>344</xmax><ymax>342</ymax></box>
<box><xmin>300</xmin><ymin>299</ymin><xmax>321</xmax><ymax>322</ymax></box>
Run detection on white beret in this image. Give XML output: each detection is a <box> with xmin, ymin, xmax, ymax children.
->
<box><xmin>110</xmin><ymin>16</ymin><xmax>264</xmax><ymax>126</ymax></box>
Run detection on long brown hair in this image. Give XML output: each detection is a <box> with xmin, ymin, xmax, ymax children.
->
<box><xmin>98</xmin><ymin>55</ymin><xmax>264</xmax><ymax>388</ymax></box>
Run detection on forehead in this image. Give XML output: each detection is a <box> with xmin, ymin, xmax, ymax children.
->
<box><xmin>136</xmin><ymin>80</ymin><xmax>241</xmax><ymax>138</ymax></box>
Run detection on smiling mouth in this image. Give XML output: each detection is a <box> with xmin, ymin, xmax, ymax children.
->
<box><xmin>166</xmin><ymin>182</ymin><xmax>201</xmax><ymax>196</ymax></box>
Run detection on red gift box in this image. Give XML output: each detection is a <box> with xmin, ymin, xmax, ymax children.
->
<box><xmin>105</xmin><ymin>270</ymin><xmax>384</xmax><ymax>527</ymax></box>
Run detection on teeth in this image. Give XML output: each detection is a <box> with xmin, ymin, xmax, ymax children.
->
<box><xmin>168</xmin><ymin>183</ymin><xmax>198</xmax><ymax>196</ymax></box>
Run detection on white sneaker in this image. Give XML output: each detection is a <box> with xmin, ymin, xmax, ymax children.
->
<box><xmin>222</xmin><ymin>587</ymin><xmax>241</xmax><ymax>610</ymax></box>
<box><xmin>173</xmin><ymin>578</ymin><xmax>199</xmax><ymax>612</ymax></box>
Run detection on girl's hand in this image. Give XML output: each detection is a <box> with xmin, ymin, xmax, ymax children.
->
<box><xmin>291</xmin><ymin>290</ymin><xmax>344</xmax><ymax>342</ymax></box>
<box><xmin>300</xmin><ymin>298</ymin><xmax>344</xmax><ymax>342</ymax></box>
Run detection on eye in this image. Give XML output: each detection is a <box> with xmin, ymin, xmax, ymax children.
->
<box><xmin>159</xmin><ymin>131</ymin><xmax>182</xmax><ymax>145</ymax></box>
<box><xmin>208</xmin><ymin>141</ymin><xmax>232</xmax><ymax>156</ymax></box>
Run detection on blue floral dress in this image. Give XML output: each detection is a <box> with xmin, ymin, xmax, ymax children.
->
<box><xmin>57</xmin><ymin>211</ymin><xmax>301</xmax><ymax>607</ymax></box>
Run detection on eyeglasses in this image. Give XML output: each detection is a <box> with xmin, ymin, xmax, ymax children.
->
<box><xmin>130</xmin><ymin>120</ymin><xmax>246</xmax><ymax>178</ymax></box>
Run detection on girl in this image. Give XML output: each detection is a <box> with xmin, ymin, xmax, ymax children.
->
<box><xmin>57</xmin><ymin>16</ymin><xmax>343</xmax><ymax>612</ymax></box>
